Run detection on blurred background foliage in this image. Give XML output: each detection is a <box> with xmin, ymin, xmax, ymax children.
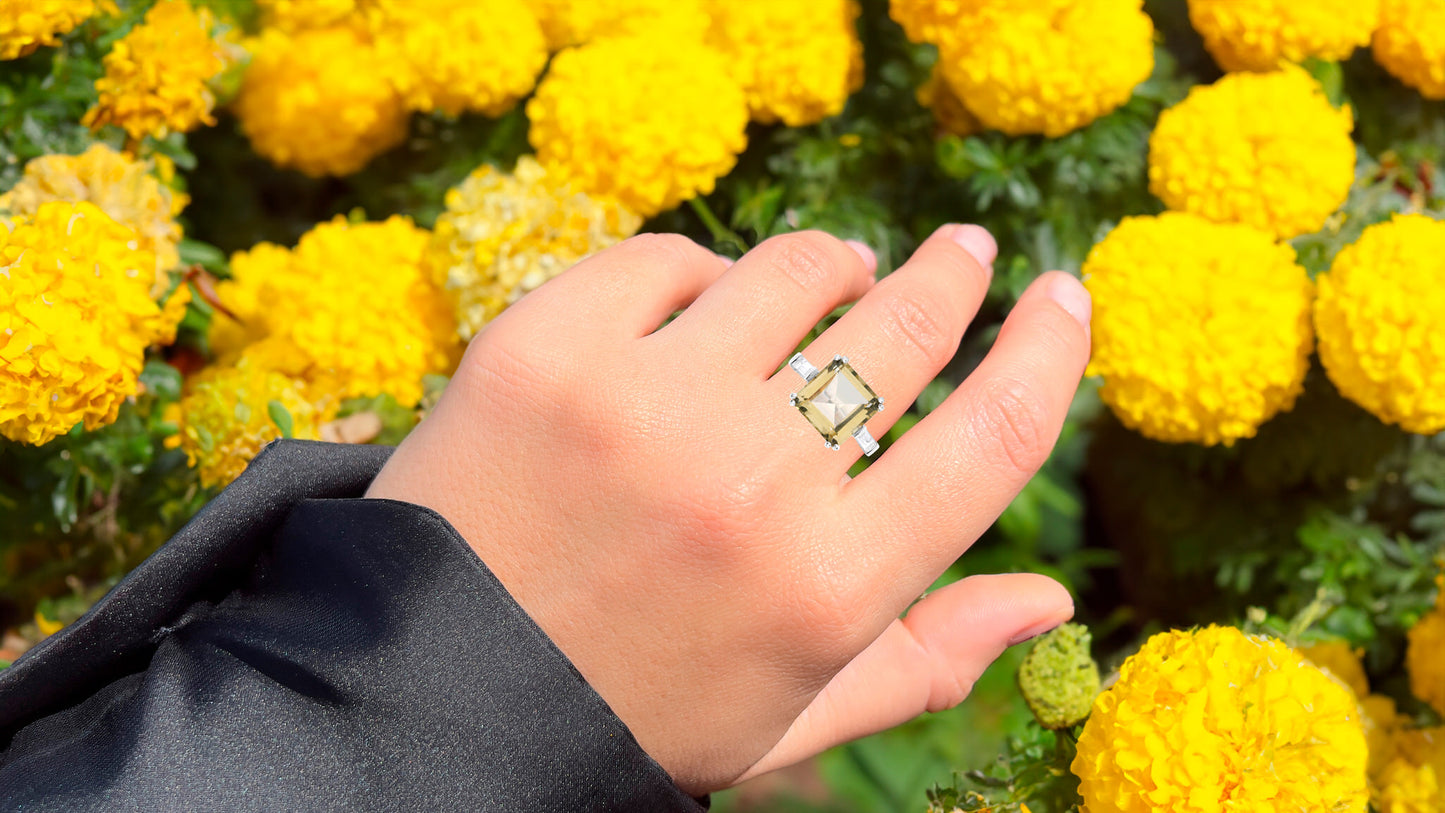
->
<box><xmin>1</xmin><ymin>0</ymin><xmax>1443</xmax><ymax>809</ymax></box>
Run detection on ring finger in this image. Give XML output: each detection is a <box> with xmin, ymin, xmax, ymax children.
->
<box><xmin>765</xmin><ymin>224</ymin><xmax>996</xmax><ymax>473</ymax></box>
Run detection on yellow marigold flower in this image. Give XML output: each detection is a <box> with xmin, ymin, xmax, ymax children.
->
<box><xmin>703</xmin><ymin>0</ymin><xmax>863</xmax><ymax>126</ymax></box>
<box><xmin>427</xmin><ymin>156</ymin><xmax>642</xmax><ymax>340</ymax></box>
<box><xmin>379</xmin><ymin>0</ymin><xmax>546</xmax><ymax>117</ymax></box>
<box><xmin>235</xmin><ymin>27</ymin><xmax>408</xmax><ymax>177</ymax></box>
<box><xmin>1364</xmin><ymin>694</ymin><xmax>1406</xmax><ymax>780</ymax></box>
<box><xmin>935</xmin><ymin>0</ymin><xmax>1154</xmax><ymax>137</ymax></box>
<box><xmin>1073</xmin><ymin>625</ymin><xmax>1369</xmax><ymax>813</ymax></box>
<box><xmin>1374</xmin><ymin>0</ymin><xmax>1445</xmax><ymax>99</ymax></box>
<box><xmin>0</xmin><ymin>0</ymin><xmax>112</xmax><ymax>60</ymax></box>
<box><xmin>1315</xmin><ymin>215</ymin><xmax>1445</xmax><ymax>434</ymax></box>
<box><xmin>212</xmin><ymin>216</ymin><xmax>456</xmax><ymax>407</ymax></box>
<box><xmin>0</xmin><ymin>202</ymin><xmax>184</xmax><ymax>445</ymax></box>
<box><xmin>1149</xmin><ymin>68</ymin><xmax>1355</xmax><ymax>240</ymax></box>
<box><xmin>1376</xmin><ymin>759</ymin><xmax>1442</xmax><ymax>813</ymax></box>
<box><xmin>1302</xmin><ymin>639</ymin><xmax>1371</xmax><ymax>697</ymax></box>
<box><xmin>82</xmin><ymin>0</ymin><xmax>236</xmax><ymax>141</ymax></box>
<box><xmin>255</xmin><ymin>0</ymin><xmax>396</xmax><ymax>32</ymax></box>
<box><xmin>1395</xmin><ymin>728</ymin><xmax>1445</xmax><ymax>783</ymax></box>
<box><xmin>169</xmin><ymin>360</ymin><xmax>324</xmax><ymax>488</ymax></box>
<box><xmin>888</xmin><ymin>0</ymin><xmax>991</xmax><ymax>50</ymax></box>
<box><xmin>1407</xmin><ymin>575</ymin><xmax>1445</xmax><ymax>716</ymax></box>
<box><xmin>0</xmin><ymin>143</ymin><xmax>186</xmax><ymax>295</ymax></box>
<box><xmin>527</xmin><ymin>34</ymin><xmax>748</xmax><ymax>217</ymax></box>
<box><xmin>1188</xmin><ymin>0</ymin><xmax>1380</xmax><ymax>72</ymax></box>
<box><xmin>917</xmin><ymin>63</ymin><xmax>981</xmax><ymax>137</ymax></box>
<box><xmin>531</xmin><ymin>0</ymin><xmax>709</xmax><ymax>51</ymax></box>
<box><xmin>1084</xmin><ymin>213</ymin><xmax>1315</xmax><ymax>446</ymax></box>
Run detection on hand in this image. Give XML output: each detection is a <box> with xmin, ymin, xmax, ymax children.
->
<box><xmin>365</xmin><ymin>225</ymin><xmax>1092</xmax><ymax>794</ymax></box>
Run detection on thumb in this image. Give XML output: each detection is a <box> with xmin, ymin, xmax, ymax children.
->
<box><xmin>734</xmin><ymin>573</ymin><xmax>1073</xmax><ymax>783</ymax></box>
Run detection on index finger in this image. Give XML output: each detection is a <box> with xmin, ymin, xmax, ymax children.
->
<box><xmin>845</xmin><ymin>271</ymin><xmax>1092</xmax><ymax>595</ymax></box>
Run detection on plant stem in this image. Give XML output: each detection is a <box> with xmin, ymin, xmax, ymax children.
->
<box><xmin>688</xmin><ymin>197</ymin><xmax>750</xmax><ymax>256</ymax></box>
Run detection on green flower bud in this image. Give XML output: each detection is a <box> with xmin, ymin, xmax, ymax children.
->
<box><xmin>1018</xmin><ymin>623</ymin><xmax>1100</xmax><ymax>729</ymax></box>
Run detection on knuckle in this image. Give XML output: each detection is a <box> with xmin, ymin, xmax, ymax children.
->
<box><xmin>765</xmin><ymin>231</ymin><xmax>849</xmax><ymax>298</ymax></box>
<box><xmin>618</xmin><ymin>232</ymin><xmax>707</xmax><ymax>273</ymax></box>
<box><xmin>974</xmin><ymin>375</ymin><xmax>1052</xmax><ymax>476</ymax></box>
<box><xmin>877</xmin><ymin>284</ymin><xmax>959</xmax><ymax>368</ymax></box>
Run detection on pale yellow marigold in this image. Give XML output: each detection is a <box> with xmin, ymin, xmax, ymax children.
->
<box><xmin>1188</xmin><ymin>0</ymin><xmax>1381</xmax><ymax>72</ymax></box>
<box><xmin>1073</xmin><ymin>625</ymin><xmax>1369</xmax><ymax>813</ymax></box>
<box><xmin>1302</xmin><ymin>639</ymin><xmax>1370</xmax><ymax>698</ymax></box>
<box><xmin>1149</xmin><ymin>68</ymin><xmax>1355</xmax><ymax>240</ymax></box>
<box><xmin>1315</xmin><ymin>215</ymin><xmax>1445</xmax><ymax>434</ymax></box>
<box><xmin>917</xmin><ymin>63</ymin><xmax>981</xmax><ymax>137</ymax></box>
<box><xmin>0</xmin><ymin>0</ymin><xmax>112</xmax><ymax>60</ymax></box>
<box><xmin>82</xmin><ymin>0</ymin><xmax>236</xmax><ymax>141</ymax></box>
<box><xmin>1084</xmin><ymin>213</ymin><xmax>1315</xmax><ymax>446</ymax></box>
<box><xmin>936</xmin><ymin>0</ymin><xmax>1154</xmax><ymax>137</ymax></box>
<box><xmin>531</xmin><ymin>0</ymin><xmax>709</xmax><ymax>50</ymax></box>
<box><xmin>427</xmin><ymin>156</ymin><xmax>642</xmax><ymax>340</ymax></box>
<box><xmin>1374</xmin><ymin>0</ymin><xmax>1445</xmax><ymax>99</ymax></box>
<box><xmin>167</xmin><ymin>360</ymin><xmax>324</xmax><ymax>488</ymax></box>
<box><xmin>703</xmin><ymin>0</ymin><xmax>863</xmax><ymax>126</ymax></box>
<box><xmin>235</xmin><ymin>27</ymin><xmax>407</xmax><ymax>177</ymax></box>
<box><xmin>212</xmin><ymin>216</ymin><xmax>457</xmax><ymax>407</ymax></box>
<box><xmin>0</xmin><ymin>144</ymin><xmax>186</xmax><ymax>294</ymax></box>
<box><xmin>527</xmin><ymin>34</ymin><xmax>748</xmax><ymax>217</ymax></box>
<box><xmin>0</xmin><ymin>202</ymin><xmax>186</xmax><ymax>445</ymax></box>
<box><xmin>379</xmin><ymin>0</ymin><xmax>546</xmax><ymax>117</ymax></box>
<box><xmin>1407</xmin><ymin>575</ymin><xmax>1445</xmax><ymax>716</ymax></box>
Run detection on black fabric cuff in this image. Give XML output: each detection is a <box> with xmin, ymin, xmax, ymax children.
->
<box><xmin>0</xmin><ymin>440</ymin><xmax>704</xmax><ymax>811</ymax></box>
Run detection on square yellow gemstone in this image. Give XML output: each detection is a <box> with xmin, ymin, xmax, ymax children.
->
<box><xmin>794</xmin><ymin>358</ymin><xmax>881</xmax><ymax>448</ymax></box>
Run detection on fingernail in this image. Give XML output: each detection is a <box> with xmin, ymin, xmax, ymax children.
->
<box><xmin>844</xmin><ymin>239</ymin><xmax>877</xmax><ymax>270</ymax></box>
<box><xmin>946</xmin><ymin>224</ymin><xmax>997</xmax><ymax>267</ymax></box>
<box><xmin>1047</xmin><ymin>272</ymin><xmax>1092</xmax><ymax>328</ymax></box>
<box><xmin>1008</xmin><ymin>617</ymin><xmax>1068</xmax><ymax>647</ymax></box>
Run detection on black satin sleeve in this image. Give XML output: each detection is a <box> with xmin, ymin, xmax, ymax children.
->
<box><xmin>0</xmin><ymin>440</ymin><xmax>704</xmax><ymax>812</ymax></box>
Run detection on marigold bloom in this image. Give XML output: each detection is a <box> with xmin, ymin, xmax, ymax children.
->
<box><xmin>917</xmin><ymin>64</ymin><xmax>981</xmax><ymax>137</ymax></box>
<box><xmin>1073</xmin><ymin>625</ymin><xmax>1369</xmax><ymax>813</ymax></box>
<box><xmin>1149</xmin><ymin>68</ymin><xmax>1355</xmax><ymax>239</ymax></box>
<box><xmin>212</xmin><ymin>216</ymin><xmax>457</xmax><ymax>407</ymax></box>
<box><xmin>0</xmin><ymin>202</ymin><xmax>185</xmax><ymax>445</ymax></box>
<box><xmin>1374</xmin><ymin>0</ymin><xmax>1445</xmax><ymax>99</ymax></box>
<box><xmin>1364</xmin><ymin>694</ymin><xmax>1406</xmax><ymax>779</ymax></box>
<box><xmin>934</xmin><ymin>0</ymin><xmax>1154</xmax><ymax>137</ymax></box>
<box><xmin>235</xmin><ymin>27</ymin><xmax>408</xmax><ymax>177</ymax></box>
<box><xmin>0</xmin><ymin>0</ymin><xmax>111</xmax><ymax>59</ymax></box>
<box><xmin>1084</xmin><ymin>213</ymin><xmax>1314</xmax><ymax>446</ymax></box>
<box><xmin>82</xmin><ymin>0</ymin><xmax>235</xmax><ymax>141</ymax></box>
<box><xmin>527</xmin><ymin>34</ymin><xmax>748</xmax><ymax>217</ymax></box>
<box><xmin>889</xmin><ymin>0</ymin><xmax>991</xmax><ymax>51</ymax></box>
<box><xmin>1406</xmin><ymin>576</ymin><xmax>1445</xmax><ymax>716</ymax></box>
<box><xmin>255</xmin><ymin>0</ymin><xmax>395</xmax><ymax>32</ymax></box>
<box><xmin>167</xmin><ymin>360</ymin><xmax>324</xmax><ymax>488</ymax></box>
<box><xmin>531</xmin><ymin>0</ymin><xmax>709</xmax><ymax>50</ymax></box>
<box><xmin>427</xmin><ymin>156</ymin><xmax>641</xmax><ymax>340</ymax></box>
<box><xmin>1301</xmin><ymin>639</ymin><xmax>1370</xmax><ymax>697</ymax></box>
<box><xmin>379</xmin><ymin>0</ymin><xmax>546</xmax><ymax>117</ymax></box>
<box><xmin>704</xmin><ymin>0</ymin><xmax>863</xmax><ymax>126</ymax></box>
<box><xmin>1315</xmin><ymin>215</ymin><xmax>1445</xmax><ymax>434</ymax></box>
<box><xmin>1188</xmin><ymin>0</ymin><xmax>1380</xmax><ymax>72</ymax></box>
<box><xmin>0</xmin><ymin>144</ymin><xmax>186</xmax><ymax>294</ymax></box>
<box><xmin>1376</xmin><ymin>759</ymin><xmax>1442</xmax><ymax>813</ymax></box>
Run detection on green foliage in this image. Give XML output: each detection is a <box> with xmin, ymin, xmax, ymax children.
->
<box><xmin>1017</xmin><ymin>624</ymin><xmax>1100</xmax><ymax>731</ymax></box>
<box><xmin>924</xmin><ymin>725</ymin><xmax>1081</xmax><ymax>813</ymax></box>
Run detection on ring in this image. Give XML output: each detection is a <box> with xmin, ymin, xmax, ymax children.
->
<box><xmin>787</xmin><ymin>352</ymin><xmax>885</xmax><ymax>456</ymax></box>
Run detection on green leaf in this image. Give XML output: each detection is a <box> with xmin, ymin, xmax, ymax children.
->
<box><xmin>193</xmin><ymin>424</ymin><xmax>215</xmax><ymax>453</ymax></box>
<box><xmin>267</xmin><ymin>400</ymin><xmax>294</xmax><ymax>439</ymax></box>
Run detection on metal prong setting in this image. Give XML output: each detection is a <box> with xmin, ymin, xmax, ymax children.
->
<box><xmin>853</xmin><ymin>425</ymin><xmax>879</xmax><ymax>457</ymax></box>
<box><xmin>877</xmin><ymin>396</ymin><xmax>885</xmax><ymax>411</ymax></box>
<box><xmin>789</xmin><ymin>393</ymin><xmax>799</xmax><ymax>406</ymax></box>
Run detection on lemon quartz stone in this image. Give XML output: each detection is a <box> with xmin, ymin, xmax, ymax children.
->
<box><xmin>794</xmin><ymin>358</ymin><xmax>881</xmax><ymax>448</ymax></box>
